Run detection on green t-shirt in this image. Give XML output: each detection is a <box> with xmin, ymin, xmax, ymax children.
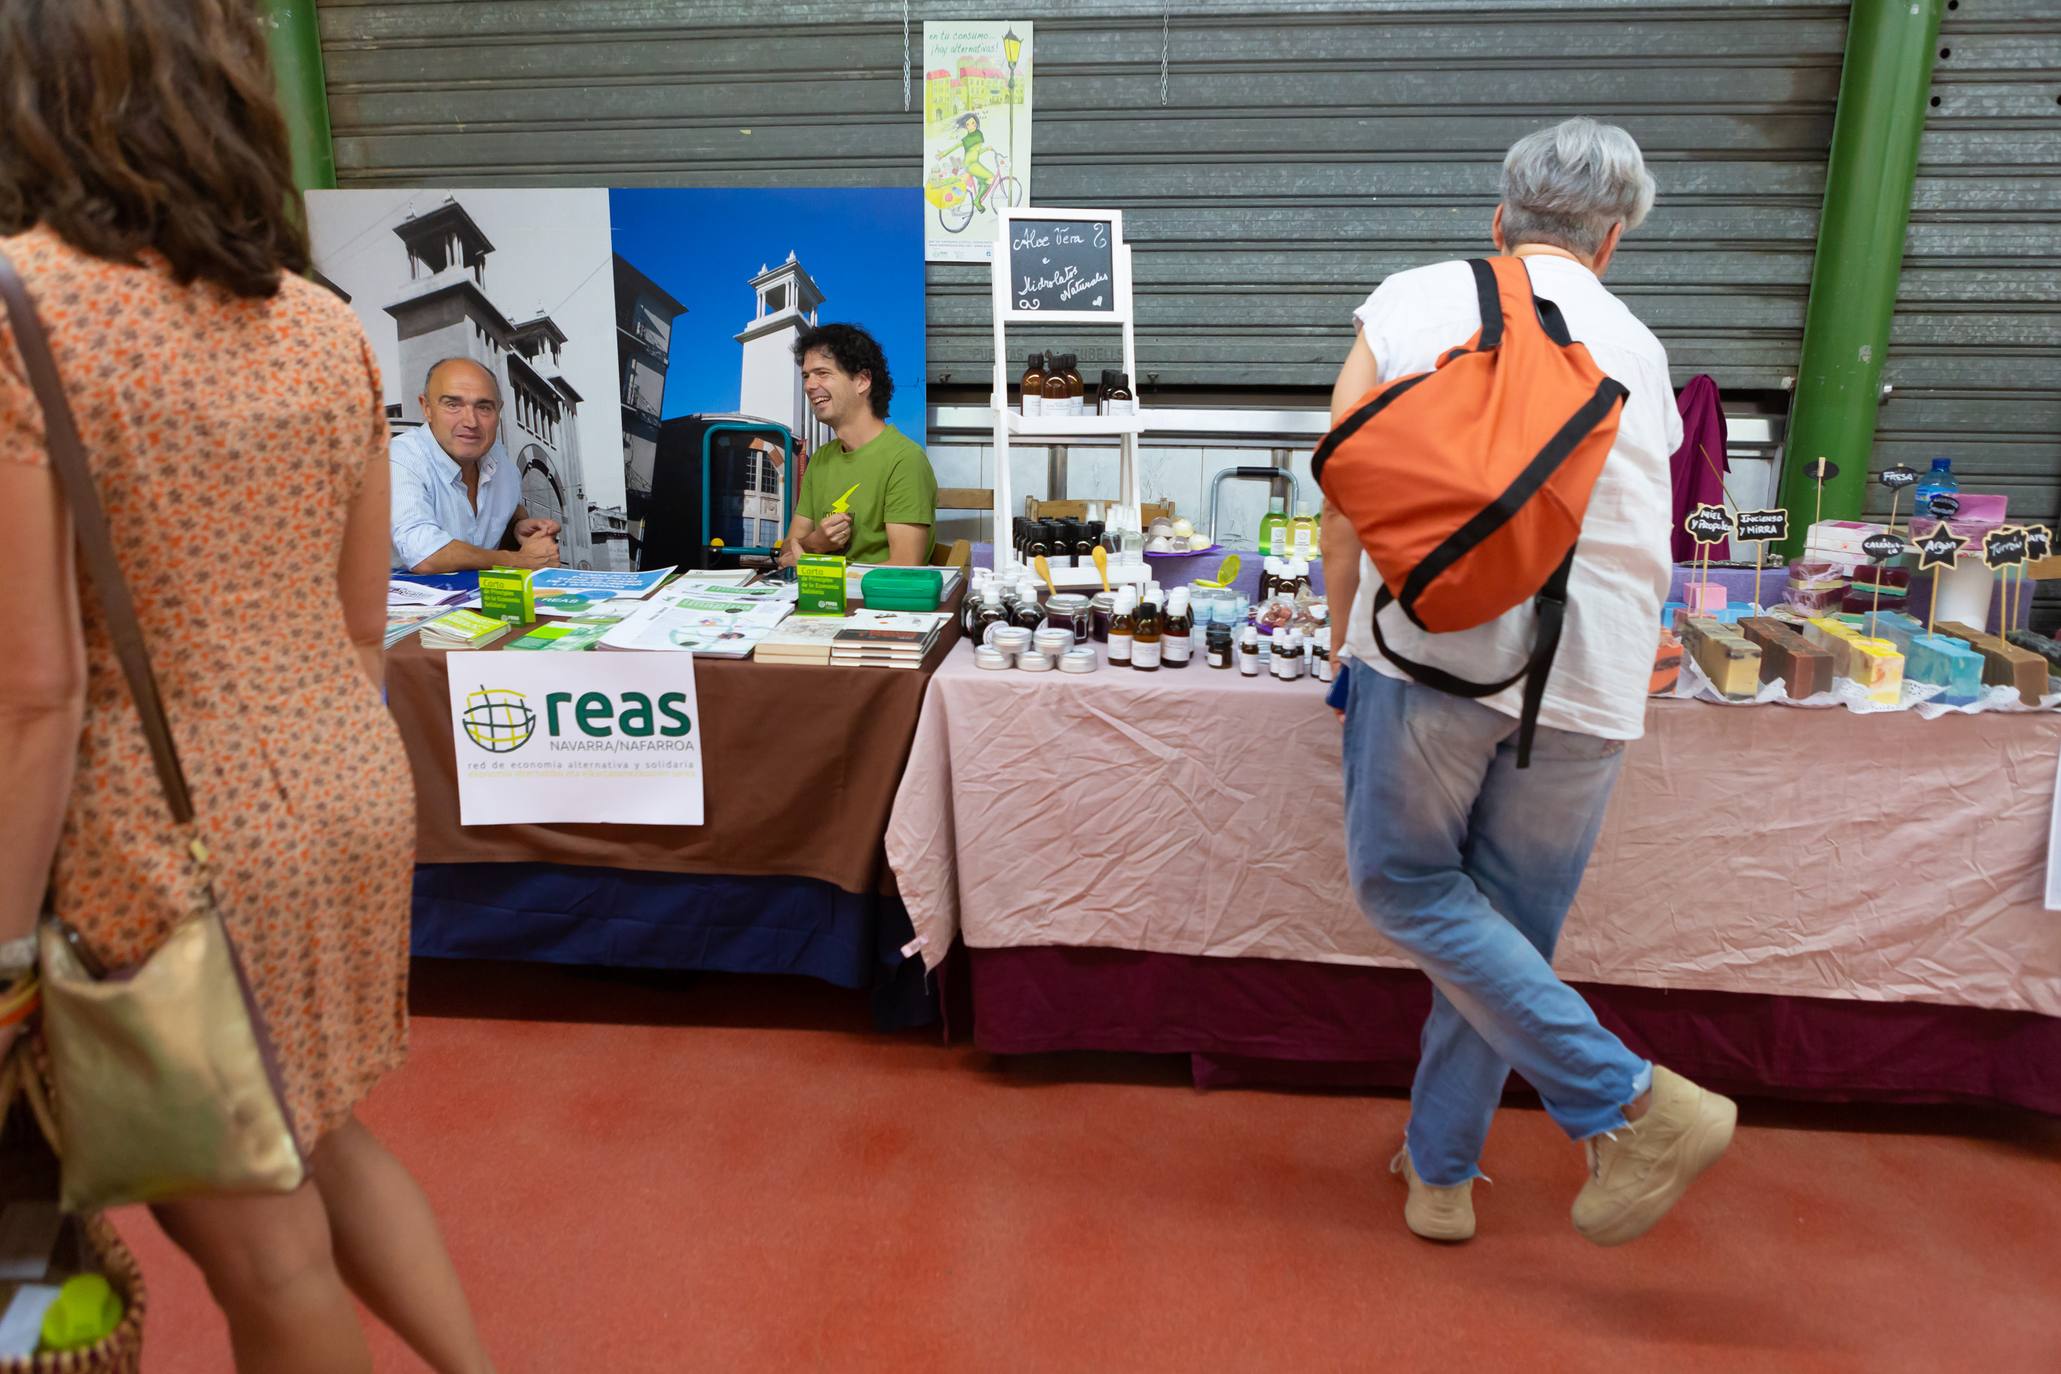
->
<box><xmin>796</xmin><ymin>425</ymin><xmax>937</xmax><ymax>565</ymax></box>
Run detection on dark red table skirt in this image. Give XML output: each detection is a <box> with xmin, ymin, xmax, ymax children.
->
<box><xmin>966</xmin><ymin>946</ymin><xmax>2061</xmax><ymax>1115</ymax></box>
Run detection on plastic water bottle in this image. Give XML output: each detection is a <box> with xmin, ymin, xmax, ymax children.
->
<box><xmin>1912</xmin><ymin>457</ymin><xmax>1959</xmax><ymax>520</ymax></box>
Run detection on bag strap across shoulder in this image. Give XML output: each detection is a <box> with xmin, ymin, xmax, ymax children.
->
<box><xmin>0</xmin><ymin>246</ymin><xmax>196</xmax><ymax>826</ymax></box>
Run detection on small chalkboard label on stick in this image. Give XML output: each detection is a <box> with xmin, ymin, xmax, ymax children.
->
<box><xmin>1914</xmin><ymin>525</ymin><xmax>1967</xmax><ymax>572</ymax></box>
<box><xmin>1982</xmin><ymin>527</ymin><xmax>2028</xmax><ymax>571</ymax></box>
<box><xmin>1879</xmin><ymin>465</ymin><xmax>1919</xmax><ymax>490</ymax></box>
<box><xmin>1734</xmin><ymin>509</ymin><xmax>1789</xmax><ymax>544</ymax></box>
<box><xmin>1927</xmin><ymin>492</ymin><xmax>1962</xmax><ymax>520</ymax></box>
<box><xmin>1808</xmin><ymin>457</ymin><xmax>1840</xmax><ymax>482</ymax></box>
<box><xmin>2026</xmin><ymin>525</ymin><xmax>2055</xmax><ymax>563</ymax></box>
<box><xmin>1683</xmin><ymin>504</ymin><xmax>1734</xmax><ymax>545</ymax></box>
<box><xmin>1862</xmin><ymin>532</ymin><xmax>1909</xmax><ymax>562</ymax></box>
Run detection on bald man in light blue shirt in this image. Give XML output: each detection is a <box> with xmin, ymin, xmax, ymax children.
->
<box><xmin>390</xmin><ymin>357</ymin><xmax>561</xmax><ymax>573</ymax></box>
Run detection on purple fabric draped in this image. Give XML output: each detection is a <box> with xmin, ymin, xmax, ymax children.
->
<box><xmin>1670</xmin><ymin>374</ymin><xmax>1730</xmax><ymax>562</ymax></box>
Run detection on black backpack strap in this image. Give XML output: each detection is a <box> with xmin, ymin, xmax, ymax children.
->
<box><xmin>1468</xmin><ymin>259</ymin><xmax>1504</xmax><ymax>350</ymax></box>
<box><xmin>1369</xmin><ymin>548</ymin><xmax>1577</xmax><ymax>769</ymax></box>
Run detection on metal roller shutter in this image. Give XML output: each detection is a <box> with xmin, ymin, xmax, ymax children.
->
<box><xmin>317</xmin><ymin>0</ymin><xmax>1841</xmax><ymax>390</ymax></box>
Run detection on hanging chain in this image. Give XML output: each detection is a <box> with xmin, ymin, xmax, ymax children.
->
<box><xmin>903</xmin><ymin>0</ymin><xmax>912</xmax><ymax>113</ymax></box>
<box><xmin>1161</xmin><ymin>0</ymin><xmax>1170</xmax><ymax>107</ymax></box>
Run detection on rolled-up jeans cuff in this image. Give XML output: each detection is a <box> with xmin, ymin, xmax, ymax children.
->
<box><xmin>1570</xmin><ymin>1060</ymin><xmax>1654</xmax><ymax>1142</ymax></box>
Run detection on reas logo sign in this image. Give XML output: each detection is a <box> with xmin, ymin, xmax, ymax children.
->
<box><xmin>543</xmin><ymin>691</ymin><xmax>694</xmax><ymax>738</ymax></box>
<box><xmin>461</xmin><ymin>686</ymin><xmax>693</xmax><ymax>753</ymax></box>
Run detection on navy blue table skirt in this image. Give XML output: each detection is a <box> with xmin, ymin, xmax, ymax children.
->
<box><xmin>411</xmin><ymin>864</ymin><xmax>937</xmax><ymax>1029</ymax></box>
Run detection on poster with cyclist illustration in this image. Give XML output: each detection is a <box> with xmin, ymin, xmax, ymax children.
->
<box><xmin>923</xmin><ymin>20</ymin><xmax>1033</xmax><ymax>263</ymax></box>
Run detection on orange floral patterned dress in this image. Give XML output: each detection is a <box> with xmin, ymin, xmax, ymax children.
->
<box><xmin>0</xmin><ymin>226</ymin><xmax>412</xmax><ymax>1152</ymax></box>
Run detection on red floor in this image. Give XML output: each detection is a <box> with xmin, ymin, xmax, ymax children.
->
<box><xmin>120</xmin><ymin>962</ymin><xmax>2061</xmax><ymax>1372</ymax></box>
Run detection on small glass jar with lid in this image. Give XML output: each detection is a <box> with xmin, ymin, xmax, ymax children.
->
<box><xmin>1042</xmin><ymin>593</ymin><xmax>1093</xmax><ymax>645</ymax></box>
<box><xmin>1088</xmin><ymin>591</ymin><xmax>1119</xmax><ymax>642</ymax></box>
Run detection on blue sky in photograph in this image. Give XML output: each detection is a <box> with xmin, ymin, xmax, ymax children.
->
<box><xmin>609</xmin><ymin>188</ymin><xmax>926</xmax><ymax>440</ymax></box>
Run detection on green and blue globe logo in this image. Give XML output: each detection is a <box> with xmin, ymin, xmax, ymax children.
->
<box><xmin>461</xmin><ymin>687</ymin><xmax>537</xmax><ymax>753</ymax></box>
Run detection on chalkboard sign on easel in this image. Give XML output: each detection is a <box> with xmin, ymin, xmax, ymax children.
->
<box><xmin>999</xmin><ymin>208</ymin><xmax>1127</xmax><ymax>321</ymax></box>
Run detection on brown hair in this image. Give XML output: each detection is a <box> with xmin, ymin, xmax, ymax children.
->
<box><xmin>0</xmin><ymin>0</ymin><xmax>311</xmax><ymax>298</ymax></box>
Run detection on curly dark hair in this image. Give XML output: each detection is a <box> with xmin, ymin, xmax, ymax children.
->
<box><xmin>0</xmin><ymin>0</ymin><xmax>311</xmax><ymax>298</ymax></box>
<box><xmin>793</xmin><ymin>323</ymin><xmax>893</xmax><ymax>420</ymax></box>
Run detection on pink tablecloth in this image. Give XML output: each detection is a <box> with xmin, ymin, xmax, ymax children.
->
<box><xmin>885</xmin><ymin>648</ymin><xmax>2061</xmax><ymax>1017</ymax></box>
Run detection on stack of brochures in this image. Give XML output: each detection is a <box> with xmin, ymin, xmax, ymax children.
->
<box><xmin>828</xmin><ymin>611</ymin><xmax>949</xmax><ymax>669</ymax></box>
<box><xmin>752</xmin><ymin>617</ymin><xmax>852</xmax><ymax>665</ymax></box>
<box><xmin>383</xmin><ymin>605</ymin><xmax>450</xmax><ymax>649</ymax></box>
<box><xmin>755</xmin><ymin>611</ymin><xmax>948</xmax><ymax>668</ymax></box>
<box><xmin>418</xmin><ymin>609</ymin><xmax>513</xmax><ymax>651</ymax></box>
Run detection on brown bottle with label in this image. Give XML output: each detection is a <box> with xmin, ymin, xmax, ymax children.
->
<box><xmin>1042</xmin><ymin>356</ymin><xmax>1070</xmax><ymax>415</ymax></box>
<box><xmin>1132</xmin><ymin>597</ymin><xmax>1163</xmax><ymax>671</ymax></box>
<box><xmin>1108</xmin><ymin>588</ymin><xmax>1136</xmax><ymax>665</ymax></box>
<box><xmin>1064</xmin><ymin>355</ymin><xmax>1085</xmax><ymax>417</ymax></box>
<box><xmin>1020</xmin><ymin>353</ymin><xmax>1045</xmax><ymax>418</ymax></box>
<box><xmin>1105</xmin><ymin>372</ymin><xmax>1135</xmax><ymax>417</ymax></box>
<box><xmin>1162</xmin><ymin>590</ymin><xmax>1192</xmax><ymax>669</ymax></box>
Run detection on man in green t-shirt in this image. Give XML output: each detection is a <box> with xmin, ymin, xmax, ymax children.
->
<box><xmin>778</xmin><ymin>323</ymin><xmax>938</xmax><ymax>567</ymax></box>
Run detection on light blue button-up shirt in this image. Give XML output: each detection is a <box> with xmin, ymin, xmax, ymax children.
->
<box><xmin>388</xmin><ymin>426</ymin><xmax>521</xmax><ymax>571</ymax></box>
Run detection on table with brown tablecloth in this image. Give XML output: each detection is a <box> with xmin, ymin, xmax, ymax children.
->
<box><xmin>383</xmin><ymin>609</ymin><xmax>961</xmax><ymax>1025</ymax></box>
<box><xmin>884</xmin><ymin>643</ymin><xmax>2061</xmax><ymax>1108</ymax></box>
<box><xmin>387</xmin><ymin>617</ymin><xmax>961</xmax><ymax>895</ymax></box>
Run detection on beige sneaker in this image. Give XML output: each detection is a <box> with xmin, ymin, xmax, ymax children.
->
<box><xmin>1390</xmin><ymin>1146</ymin><xmax>1475</xmax><ymax>1242</ymax></box>
<box><xmin>1571</xmin><ymin>1066</ymin><xmax>1737</xmax><ymax>1247</ymax></box>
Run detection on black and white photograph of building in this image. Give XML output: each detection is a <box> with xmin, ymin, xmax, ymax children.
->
<box><xmin>307</xmin><ymin>188</ymin><xmax>630</xmax><ymax>570</ymax></box>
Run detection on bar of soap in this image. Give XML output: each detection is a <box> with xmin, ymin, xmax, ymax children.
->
<box><xmin>1650</xmin><ymin>629</ymin><xmax>1682</xmax><ymax>696</ymax></box>
<box><xmin>1939</xmin><ymin>621</ymin><xmax>2047</xmax><ymax>706</ymax></box>
<box><xmin>1740</xmin><ymin>617</ymin><xmax>1834</xmax><ymax>699</ymax></box>
<box><xmin>1907</xmin><ymin>633</ymin><xmax>1985</xmax><ymax>707</ymax></box>
<box><xmin>1805</xmin><ymin>616</ymin><xmax>1863</xmax><ymax>678</ymax></box>
<box><xmin>1863</xmin><ymin>610</ymin><xmax>1928</xmax><ymax>658</ymax></box>
<box><xmin>1850</xmin><ymin>563</ymin><xmax>1911</xmax><ymax>592</ymax></box>
<box><xmin>1841</xmin><ymin>587</ymin><xmax>1909</xmax><ymax>615</ymax></box>
<box><xmin>1784</xmin><ymin>581</ymin><xmax>1847</xmax><ymax>613</ymax></box>
<box><xmin>1680</xmin><ymin>615</ymin><xmax>1762</xmax><ymax>700</ymax></box>
<box><xmin>1848</xmin><ymin>638</ymin><xmax>1905</xmax><ymax>705</ymax></box>
<box><xmin>1682</xmin><ymin>580</ymin><xmax>1726</xmax><ymax>614</ymax></box>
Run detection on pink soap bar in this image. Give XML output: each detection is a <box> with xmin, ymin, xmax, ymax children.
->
<box><xmin>1682</xmin><ymin>580</ymin><xmax>1726</xmax><ymax>614</ymax></box>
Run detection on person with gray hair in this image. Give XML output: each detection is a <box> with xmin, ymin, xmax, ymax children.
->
<box><xmin>389</xmin><ymin>354</ymin><xmax>561</xmax><ymax>572</ymax></box>
<box><xmin>1319</xmin><ymin>117</ymin><xmax>1735</xmax><ymax>1246</ymax></box>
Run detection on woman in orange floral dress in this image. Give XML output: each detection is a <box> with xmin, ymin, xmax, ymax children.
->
<box><xmin>0</xmin><ymin>3</ymin><xmax>492</xmax><ymax>1372</ymax></box>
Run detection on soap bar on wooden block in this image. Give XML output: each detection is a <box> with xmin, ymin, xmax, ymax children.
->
<box><xmin>1907</xmin><ymin>633</ymin><xmax>1985</xmax><ymax>707</ymax></box>
<box><xmin>1939</xmin><ymin>621</ymin><xmax>2047</xmax><ymax>706</ymax></box>
<box><xmin>1680</xmin><ymin>616</ymin><xmax>1762</xmax><ymax>700</ymax></box>
<box><xmin>1848</xmin><ymin>638</ymin><xmax>1905</xmax><ymax>705</ymax></box>
<box><xmin>1740</xmin><ymin>618</ymin><xmax>1834</xmax><ymax>699</ymax></box>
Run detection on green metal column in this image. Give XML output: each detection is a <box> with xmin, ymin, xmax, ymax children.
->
<box><xmin>263</xmin><ymin>1</ymin><xmax>337</xmax><ymax>192</ymax></box>
<box><xmin>1776</xmin><ymin>0</ymin><xmax>1942</xmax><ymax>556</ymax></box>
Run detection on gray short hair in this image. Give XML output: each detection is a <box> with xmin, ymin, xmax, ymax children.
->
<box><xmin>1499</xmin><ymin>117</ymin><xmax>1656</xmax><ymax>258</ymax></box>
<box><xmin>422</xmin><ymin>356</ymin><xmax>502</xmax><ymax>402</ymax></box>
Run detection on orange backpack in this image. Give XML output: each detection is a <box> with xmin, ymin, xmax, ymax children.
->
<box><xmin>1313</xmin><ymin>256</ymin><xmax>1629</xmax><ymax>765</ymax></box>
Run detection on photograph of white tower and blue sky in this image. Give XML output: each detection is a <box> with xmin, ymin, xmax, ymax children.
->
<box><xmin>607</xmin><ymin>188</ymin><xmax>926</xmax><ymax>445</ymax></box>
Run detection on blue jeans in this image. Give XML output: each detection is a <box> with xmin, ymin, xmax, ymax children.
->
<box><xmin>1340</xmin><ymin>662</ymin><xmax>1651</xmax><ymax>1187</ymax></box>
